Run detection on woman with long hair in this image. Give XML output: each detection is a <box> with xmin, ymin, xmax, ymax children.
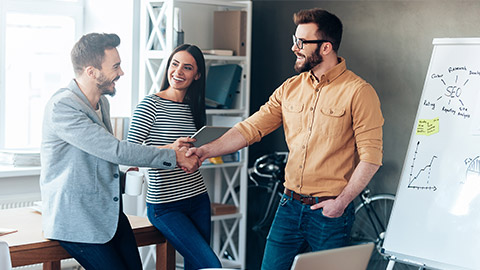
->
<box><xmin>127</xmin><ymin>44</ymin><xmax>221</xmax><ymax>270</ymax></box>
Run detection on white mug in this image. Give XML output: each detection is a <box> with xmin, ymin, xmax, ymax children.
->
<box><xmin>125</xmin><ymin>171</ymin><xmax>144</xmax><ymax>196</ymax></box>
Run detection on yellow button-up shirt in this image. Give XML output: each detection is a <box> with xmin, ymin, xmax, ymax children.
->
<box><xmin>235</xmin><ymin>58</ymin><xmax>384</xmax><ymax>197</ymax></box>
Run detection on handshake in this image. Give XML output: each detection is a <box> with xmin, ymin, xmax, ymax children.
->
<box><xmin>171</xmin><ymin>137</ymin><xmax>207</xmax><ymax>173</ymax></box>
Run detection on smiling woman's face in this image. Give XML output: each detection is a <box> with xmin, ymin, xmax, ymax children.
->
<box><xmin>167</xmin><ymin>50</ymin><xmax>200</xmax><ymax>91</ymax></box>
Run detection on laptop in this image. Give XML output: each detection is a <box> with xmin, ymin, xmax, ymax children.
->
<box><xmin>290</xmin><ymin>243</ymin><xmax>374</xmax><ymax>270</ymax></box>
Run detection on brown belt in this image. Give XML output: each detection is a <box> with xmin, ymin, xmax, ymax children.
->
<box><xmin>284</xmin><ymin>188</ymin><xmax>336</xmax><ymax>205</ymax></box>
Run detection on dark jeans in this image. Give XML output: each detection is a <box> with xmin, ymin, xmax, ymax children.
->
<box><xmin>261</xmin><ymin>193</ymin><xmax>355</xmax><ymax>270</ymax></box>
<box><xmin>58</xmin><ymin>212</ymin><xmax>142</xmax><ymax>270</ymax></box>
<box><xmin>147</xmin><ymin>193</ymin><xmax>222</xmax><ymax>270</ymax></box>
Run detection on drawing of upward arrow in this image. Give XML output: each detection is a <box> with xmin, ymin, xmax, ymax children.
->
<box><xmin>408</xmin><ymin>141</ymin><xmax>438</xmax><ymax>191</ymax></box>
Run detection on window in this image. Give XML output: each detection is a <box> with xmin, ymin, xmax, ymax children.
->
<box><xmin>0</xmin><ymin>0</ymin><xmax>83</xmax><ymax>149</ymax></box>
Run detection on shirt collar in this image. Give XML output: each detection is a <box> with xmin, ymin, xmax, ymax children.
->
<box><xmin>308</xmin><ymin>57</ymin><xmax>347</xmax><ymax>85</ymax></box>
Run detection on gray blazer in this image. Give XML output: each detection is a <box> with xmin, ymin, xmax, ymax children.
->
<box><xmin>40</xmin><ymin>79</ymin><xmax>176</xmax><ymax>243</ymax></box>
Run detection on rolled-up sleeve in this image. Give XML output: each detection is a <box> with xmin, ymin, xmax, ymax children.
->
<box><xmin>352</xmin><ymin>85</ymin><xmax>384</xmax><ymax>165</ymax></box>
<box><xmin>234</xmin><ymin>85</ymin><xmax>285</xmax><ymax>145</ymax></box>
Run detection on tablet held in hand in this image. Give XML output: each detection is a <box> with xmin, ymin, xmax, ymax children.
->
<box><xmin>190</xmin><ymin>126</ymin><xmax>230</xmax><ymax>147</ymax></box>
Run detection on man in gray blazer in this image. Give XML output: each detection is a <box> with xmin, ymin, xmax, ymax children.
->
<box><xmin>40</xmin><ymin>33</ymin><xmax>199</xmax><ymax>270</ymax></box>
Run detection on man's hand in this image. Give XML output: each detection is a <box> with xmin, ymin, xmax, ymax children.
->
<box><xmin>311</xmin><ymin>161</ymin><xmax>380</xmax><ymax>217</ymax></box>
<box><xmin>310</xmin><ymin>199</ymin><xmax>346</xmax><ymax>218</ymax></box>
<box><xmin>185</xmin><ymin>127</ymin><xmax>247</xmax><ymax>163</ymax></box>
<box><xmin>185</xmin><ymin>147</ymin><xmax>208</xmax><ymax>162</ymax></box>
<box><xmin>175</xmin><ymin>148</ymin><xmax>201</xmax><ymax>173</ymax></box>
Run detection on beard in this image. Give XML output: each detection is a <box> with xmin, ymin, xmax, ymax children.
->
<box><xmin>294</xmin><ymin>46</ymin><xmax>323</xmax><ymax>73</ymax></box>
<box><xmin>96</xmin><ymin>73</ymin><xmax>119</xmax><ymax>97</ymax></box>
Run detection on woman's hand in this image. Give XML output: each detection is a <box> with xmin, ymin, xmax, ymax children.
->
<box><xmin>170</xmin><ymin>137</ymin><xmax>196</xmax><ymax>151</ymax></box>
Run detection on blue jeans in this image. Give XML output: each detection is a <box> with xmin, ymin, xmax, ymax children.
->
<box><xmin>147</xmin><ymin>193</ymin><xmax>221</xmax><ymax>270</ymax></box>
<box><xmin>261</xmin><ymin>194</ymin><xmax>355</xmax><ymax>270</ymax></box>
<box><xmin>58</xmin><ymin>212</ymin><xmax>142</xmax><ymax>270</ymax></box>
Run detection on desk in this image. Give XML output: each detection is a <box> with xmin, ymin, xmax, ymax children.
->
<box><xmin>0</xmin><ymin>208</ymin><xmax>175</xmax><ymax>270</ymax></box>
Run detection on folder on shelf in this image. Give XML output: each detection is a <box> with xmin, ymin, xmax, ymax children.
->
<box><xmin>211</xmin><ymin>203</ymin><xmax>238</xmax><ymax>216</ymax></box>
<box><xmin>205</xmin><ymin>151</ymin><xmax>240</xmax><ymax>165</ymax></box>
<box><xmin>205</xmin><ymin>64</ymin><xmax>242</xmax><ymax>109</ymax></box>
<box><xmin>202</xmin><ymin>49</ymin><xmax>234</xmax><ymax>56</ymax></box>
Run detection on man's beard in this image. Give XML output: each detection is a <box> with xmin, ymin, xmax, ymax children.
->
<box><xmin>97</xmin><ymin>73</ymin><xmax>119</xmax><ymax>97</ymax></box>
<box><xmin>294</xmin><ymin>46</ymin><xmax>323</xmax><ymax>73</ymax></box>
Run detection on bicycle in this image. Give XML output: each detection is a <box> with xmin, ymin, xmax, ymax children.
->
<box><xmin>247</xmin><ymin>151</ymin><xmax>288</xmax><ymax>238</ymax></box>
<box><xmin>232</xmin><ymin>152</ymin><xmax>414</xmax><ymax>270</ymax></box>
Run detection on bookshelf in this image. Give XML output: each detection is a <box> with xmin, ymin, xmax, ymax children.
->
<box><xmin>139</xmin><ymin>0</ymin><xmax>251</xmax><ymax>268</ymax></box>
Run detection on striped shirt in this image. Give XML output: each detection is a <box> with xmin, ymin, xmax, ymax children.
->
<box><xmin>127</xmin><ymin>94</ymin><xmax>207</xmax><ymax>203</ymax></box>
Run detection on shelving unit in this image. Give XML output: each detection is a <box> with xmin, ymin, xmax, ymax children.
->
<box><xmin>138</xmin><ymin>0</ymin><xmax>251</xmax><ymax>269</ymax></box>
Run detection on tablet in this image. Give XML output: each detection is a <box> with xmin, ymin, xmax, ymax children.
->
<box><xmin>190</xmin><ymin>126</ymin><xmax>230</xmax><ymax>147</ymax></box>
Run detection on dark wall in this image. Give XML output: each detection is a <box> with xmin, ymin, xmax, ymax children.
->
<box><xmin>249</xmin><ymin>1</ymin><xmax>480</xmax><ymax>194</ymax></box>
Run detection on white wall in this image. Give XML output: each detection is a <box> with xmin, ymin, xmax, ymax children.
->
<box><xmin>84</xmin><ymin>0</ymin><xmax>140</xmax><ymax>117</ymax></box>
<box><xmin>0</xmin><ymin>175</ymin><xmax>40</xmax><ymax>199</ymax></box>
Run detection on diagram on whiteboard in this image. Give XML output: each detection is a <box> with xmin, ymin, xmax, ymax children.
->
<box><xmin>464</xmin><ymin>156</ymin><xmax>480</xmax><ymax>184</ymax></box>
<box><xmin>383</xmin><ymin>39</ymin><xmax>480</xmax><ymax>270</ymax></box>
<box><xmin>407</xmin><ymin>141</ymin><xmax>438</xmax><ymax>191</ymax></box>
<box><xmin>450</xmin><ymin>156</ymin><xmax>480</xmax><ymax>215</ymax></box>
<box><xmin>436</xmin><ymin>74</ymin><xmax>468</xmax><ymax>107</ymax></box>
<box><xmin>423</xmin><ymin>65</ymin><xmax>480</xmax><ymax>120</ymax></box>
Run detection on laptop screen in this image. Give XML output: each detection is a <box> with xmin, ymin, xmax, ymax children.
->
<box><xmin>290</xmin><ymin>243</ymin><xmax>374</xmax><ymax>270</ymax></box>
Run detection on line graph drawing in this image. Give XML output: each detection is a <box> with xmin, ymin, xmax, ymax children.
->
<box><xmin>408</xmin><ymin>141</ymin><xmax>438</xmax><ymax>191</ymax></box>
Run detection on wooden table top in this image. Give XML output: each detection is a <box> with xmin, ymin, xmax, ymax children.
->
<box><xmin>0</xmin><ymin>207</ymin><xmax>174</xmax><ymax>270</ymax></box>
<box><xmin>0</xmin><ymin>207</ymin><xmax>154</xmax><ymax>252</ymax></box>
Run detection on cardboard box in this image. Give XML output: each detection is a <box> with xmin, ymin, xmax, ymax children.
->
<box><xmin>213</xmin><ymin>10</ymin><xmax>246</xmax><ymax>56</ymax></box>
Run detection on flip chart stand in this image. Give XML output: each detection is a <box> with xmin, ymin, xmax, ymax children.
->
<box><xmin>381</xmin><ymin>37</ymin><xmax>480</xmax><ymax>270</ymax></box>
<box><xmin>386</xmin><ymin>260</ymin><xmax>395</xmax><ymax>270</ymax></box>
<box><xmin>386</xmin><ymin>256</ymin><xmax>427</xmax><ymax>270</ymax></box>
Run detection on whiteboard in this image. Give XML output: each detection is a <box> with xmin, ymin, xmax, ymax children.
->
<box><xmin>383</xmin><ymin>38</ymin><xmax>480</xmax><ymax>270</ymax></box>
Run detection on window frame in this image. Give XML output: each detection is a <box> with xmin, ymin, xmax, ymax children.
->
<box><xmin>0</xmin><ymin>0</ymin><xmax>83</xmax><ymax>149</ymax></box>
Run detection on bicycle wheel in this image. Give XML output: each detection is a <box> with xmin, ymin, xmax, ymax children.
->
<box><xmin>350</xmin><ymin>194</ymin><xmax>412</xmax><ymax>270</ymax></box>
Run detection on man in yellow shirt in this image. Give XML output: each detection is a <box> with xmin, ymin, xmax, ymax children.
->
<box><xmin>187</xmin><ymin>8</ymin><xmax>383</xmax><ymax>270</ymax></box>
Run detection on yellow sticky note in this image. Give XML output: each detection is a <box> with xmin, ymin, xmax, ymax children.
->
<box><xmin>426</xmin><ymin>117</ymin><xmax>439</xmax><ymax>135</ymax></box>
<box><xmin>416</xmin><ymin>119</ymin><xmax>427</xmax><ymax>135</ymax></box>
<box><xmin>416</xmin><ymin>117</ymin><xmax>439</xmax><ymax>136</ymax></box>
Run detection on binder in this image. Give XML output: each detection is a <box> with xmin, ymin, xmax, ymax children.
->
<box><xmin>205</xmin><ymin>64</ymin><xmax>242</xmax><ymax>109</ymax></box>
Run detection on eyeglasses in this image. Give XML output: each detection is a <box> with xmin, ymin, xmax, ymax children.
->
<box><xmin>292</xmin><ymin>35</ymin><xmax>331</xmax><ymax>50</ymax></box>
